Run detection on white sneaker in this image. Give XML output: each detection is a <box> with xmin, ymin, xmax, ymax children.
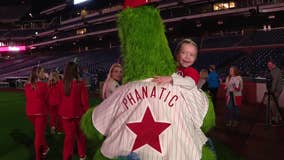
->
<box><xmin>79</xmin><ymin>155</ymin><xmax>87</xmax><ymax>160</ymax></box>
<box><xmin>50</xmin><ymin>126</ymin><xmax>56</xmax><ymax>135</ymax></box>
<box><xmin>42</xmin><ymin>147</ymin><xmax>50</xmax><ymax>156</ymax></box>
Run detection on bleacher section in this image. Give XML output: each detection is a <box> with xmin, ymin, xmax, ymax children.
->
<box><xmin>218</xmin><ymin>48</ymin><xmax>284</xmax><ymax>79</ymax></box>
<box><xmin>0</xmin><ymin>48</ymin><xmax>120</xmax><ymax>81</ymax></box>
<box><xmin>1</xmin><ymin>46</ymin><xmax>282</xmax><ymax>82</ymax></box>
<box><xmin>198</xmin><ymin>28</ymin><xmax>284</xmax><ymax>49</ymax></box>
<box><xmin>193</xmin><ymin>51</ymin><xmax>243</xmax><ymax>71</ymax></box>
<box><xmin>0</xmin><ymin>56</ymin><xmax>56</xmax><ymax>75</ymax></box>
<box><xmin>201</xmin><ymin>35</ymin><xmax>243</xmax><ymax>48</ymax></box>
<box><xmin>1</xmin><ymin>27</ymin><xmax>284</xmax><ymax>87</ymax></box>
<box><xmin>240</xmin><ymin>29</ymin><xmax>284</xmax><ymax>46</ymax></box>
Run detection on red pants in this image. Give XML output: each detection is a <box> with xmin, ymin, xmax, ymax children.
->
<box><xmin>49</xmin><ymin>105</ymin><xmax>63</xmax><ymax>132</ymax></box>
<box><xmin>62</xmin><ymin>118</ymin><xmax>86</xmax><ymax>160</ymax></box>
<box><xmin>28</xmin><ymin>115</ymin><xmax>48</xmax><ymax>160</ymax></box>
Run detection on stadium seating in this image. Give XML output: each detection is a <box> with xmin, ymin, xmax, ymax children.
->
<box><xmin>202</xmin><ymin>35</ymin><xmax>243</xmax><ymax>48</ymax></box>
<box><xmin>240</xmin><ymin>29</ymin><xmax>284</xmax><ymax>46</ymax></box>
<box><xmin>0</xmin><ymin>48</ymin><xmax>120</xmax><ymax>81</ymax></box>
<box><xmin>219</xmin><ymin>48</ymin><xmax>284</xmax><ymax>79</ymax></box>
<box><xmin>1</xmin><ymin>28</ymin><xmax>284</xmax><ymax>84</ymax></box>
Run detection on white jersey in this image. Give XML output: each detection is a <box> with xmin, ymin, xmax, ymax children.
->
<box><xmin>104</xmin><ymin>78</ymin><xmax>120</xmax><ymax>99</ymax></box>
<box><xmin>92</xmin><ymin>74</ymin><xmax>209</xmax><ymax>160</ymax></box>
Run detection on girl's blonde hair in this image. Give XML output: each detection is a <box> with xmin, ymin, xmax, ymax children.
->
<box><xmin>48</xmin><ymin>71</ymin><xmax>60</xmax><ymax>86</ymax></box>
<box><xmin>102</xmin><ymin>63</ymin><xmax>122</xmax><ymax>99</ymax></box>
<box><xmin>28</xmin><ymin>66</ymin><xmax>44</xmax><ymax>89</ymax></box>
<box><xmin>228</xmin><ymin>66</ymin><xmax>240</xmax><ymax>81</ymax></box>
<box><xmin>174</xmin><ymin>38</ymin><xmax>198</xmax><ymax>56</ymax></box>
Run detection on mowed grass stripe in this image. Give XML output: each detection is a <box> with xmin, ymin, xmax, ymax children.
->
<box><xmin>0</xmin><ymin>92</ymin><xmax>33</xmax><ymax>157</ymax></box>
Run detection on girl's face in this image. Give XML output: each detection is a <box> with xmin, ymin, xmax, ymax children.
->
<box><xmin>229</xmin><ymin>67</ymin><xmax>235</xmax><ymax>76</ymax></box>
<box><xmin>177</xmin><ymin>43</ymin><xmax>198</xmax><ymax>68</ymax></box>
<box><xmin>50</xmin><ymin>72</ymin><xmax>58</xmax><ymax>81</ymax></box>
<box><xmin>111</xmin><ymin>67</ymin><xmax>123</xmax><ymax>81</ymax></box>
<box><xmin>38</xmin><ymin>68</ymin><xmax>46</xmax><ymax>80</ymax></box>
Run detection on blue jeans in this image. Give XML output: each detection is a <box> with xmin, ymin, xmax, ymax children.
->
<box><xmin>226</xmin><ymin>92</ymin><xmax>239</xmax><ymax>121</ymax></box>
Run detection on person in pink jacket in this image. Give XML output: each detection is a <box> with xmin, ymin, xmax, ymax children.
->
<box><xmin>25</xmin><ymin>66</ymin><xmax>49</xmax><ymax>160</ymax></box>
<box><xmin>57</xmin><ymin>62</ymin><xmax>89</xmax><ymax>160</ymax></box>
<box><xmin>48</xmin><ymin>71</ymin><xmax>63</xmax><ymax>134</ymax></box>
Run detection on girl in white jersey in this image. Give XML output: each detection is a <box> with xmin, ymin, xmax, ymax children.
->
<box><xmin>225</xmin><ymin>66</ymin><xmax>243</xmax><ymax>127</ymax></box>
<box><xmin>102</xmin><ymin>63</ymin><xmax>123</xmax><ymax>99</ymax></box>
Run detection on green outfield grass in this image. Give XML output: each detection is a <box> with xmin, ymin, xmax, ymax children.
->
<box><xmin>0</xmin><ymin>91</ymin><xmax>244</xmax><ymax>160</ymax></box>
<box><xmin>0</xmin><ymin>91</ymin><xmax>101</xmax><ymax>160</ymax></box>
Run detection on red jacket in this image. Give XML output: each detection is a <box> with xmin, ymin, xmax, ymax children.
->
<box><xmin>57</xmin><ymin>80</ymin><xmax>89</xmax><ymax>118</ymax></box>
<box><xmin>177</xmin><ymin>67</ymin><xmax>200</xmax><ymax>85</ymax></box>
<box><xmin>25</xmin><ymin>81</ymin><xmax>48</xmax><ymax>116</ymax></box>
<box><xmin>48</xmin><ymin>83</ymin><xmax>60</xmax><ymax>106</ymax></box>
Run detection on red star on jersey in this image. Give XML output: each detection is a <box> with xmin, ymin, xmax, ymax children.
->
<box><xmin>127</xmin><ymin>107</ymin><xmax>171</xmax><ymax>153</ymax></box>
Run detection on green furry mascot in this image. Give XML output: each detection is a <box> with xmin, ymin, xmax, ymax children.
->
<box><xmin>81</xmin><ymin>6</ymin><xmax>215</xmax><ymax>160</ymax></box>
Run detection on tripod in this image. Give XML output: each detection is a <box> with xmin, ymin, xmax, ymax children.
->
<box><xmin>262</xmin><ymin>90</ymin><xmax>283</xmax><ymax>127</ymax></box>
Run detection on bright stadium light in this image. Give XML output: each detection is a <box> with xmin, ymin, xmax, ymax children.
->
<box><xmin>74</xmin><ymin>0</ymin><xmax>90</xmax><ymax>5</ymax></box>
<box><xmin>0</xmin><ymin>46</ymin><xmax>26</xmax><ymax>52</ymax></box>
<box><xmin>9</xmin><ymin>46</ymin><xmax>21</xmax><ymax>51</ymax></box>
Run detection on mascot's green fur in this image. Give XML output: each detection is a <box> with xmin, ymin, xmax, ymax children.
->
<box><xmin>81</xmin><ymin>6</ymin><xmax>215</xmax><ymax>160</ymax></box>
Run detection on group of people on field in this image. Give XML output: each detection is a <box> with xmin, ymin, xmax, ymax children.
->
<box><xmin>25</xmin><ymin>38</ymin><xmax>283</xmax><ymax>160</ymax></box>
<box><xmin>25</xmin><ymin>62</ymin><xmax>89</xmax><ymax>160</ymax></box>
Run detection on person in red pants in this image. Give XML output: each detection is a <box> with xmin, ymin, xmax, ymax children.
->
<box><xmin>25</xmin><ymin>66</ymin><xmax>49</xmax><ymax>160</ymax></box>
<box><xmin>58</xmin><ymin>62</ymin><xmax>89</xmax><ymax>160</ymax></box>
<box><xmin>48</xmin><ymin>71</ymin><xmax>63</xmax><ymax>134</ymax></box>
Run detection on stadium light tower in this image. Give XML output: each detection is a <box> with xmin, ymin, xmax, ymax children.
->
<box><xmin>74</xmin><ymin>0</ymin><xmax>91</xmax><ymax>5</ymax></box>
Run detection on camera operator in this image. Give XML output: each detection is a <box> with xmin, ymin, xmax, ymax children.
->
<box><xmin>267</xmin><ymin>60</ymin><xmax>283</xmax><ymax>123</ymax></box>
